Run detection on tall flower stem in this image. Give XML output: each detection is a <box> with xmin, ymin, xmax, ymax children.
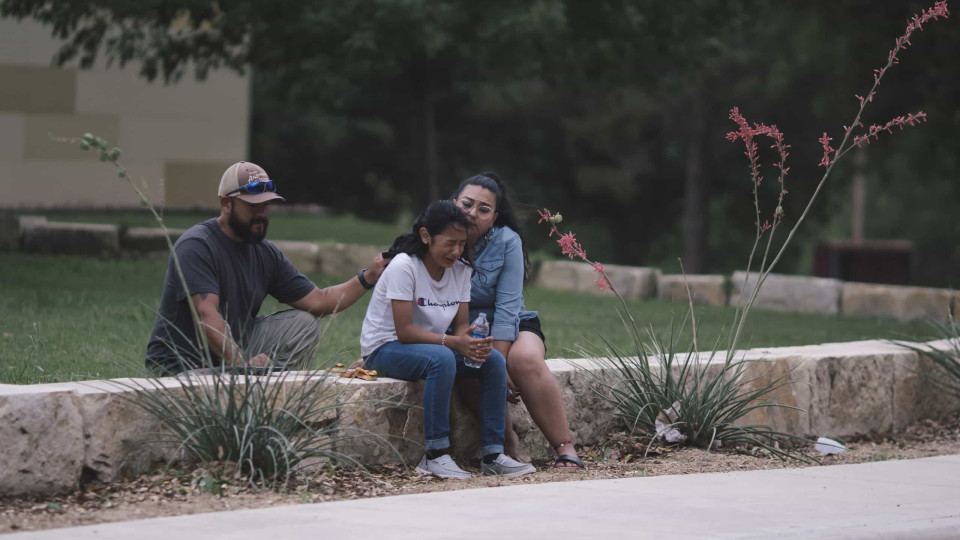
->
<box><xmin>725</xmin><ymin>1</ymin><xmax>948</xmax><ymax>360</ymax></box>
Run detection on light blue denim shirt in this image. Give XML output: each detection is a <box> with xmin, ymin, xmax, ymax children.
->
<box><xmin>469</xmin><ymin>226</ymin><xmax>538</xmax><ymax>341</ymax></box>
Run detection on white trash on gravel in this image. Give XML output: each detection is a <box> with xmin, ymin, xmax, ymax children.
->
<box><xmin>815</xmin><ymin>437</ymin><xmax>846</xmax><ymax>455</ymax></box>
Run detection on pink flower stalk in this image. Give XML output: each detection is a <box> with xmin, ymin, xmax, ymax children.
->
<box><xmin>818</xmin><ymin>132</ymin><xmax>835</xmax><ymax>167</ymax></box>
<box><xmin>831</xmin><ymin>2</ymin><xmax>948</xmax><ymax>159</ymax></box>
<box><xmin>726</xmin><ymin>109</ymin><xmax>789</xmax><ymax>188</ymax></box>
<box><xmin>853</xmin><ymin>111</ymin><xmax>928</xmax><ymax>147</ymax></box>
<box><xmin>557</xmin><ymin>232</ymin><xmax>587</xmax><ymax>261</ymax></box>
<box><xmin>592</xmin><ymin>263</ymin><xmax>610</xmax><ymax>292</ymax></box>
<box><xmin>539</xmin><ymin>208</ymin><xmax>612</xmax><ymax>294</ymax></box>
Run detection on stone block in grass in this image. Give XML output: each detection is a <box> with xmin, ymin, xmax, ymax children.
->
<box><xmin>0</xmin><ymin>213</ymin><xmax>17</xmax><ymax>250</ymax></box>
<box><xmin>842</xmin><ymin>282</ymin><xmax>955</xmax><ymax>323</ymax></box>
<box><xmin>273</xmin><ymin>240</ymin><xmax>321</xmax><ymax>274</ymax></box>
<box><xmin>21</xmin><ymin>222</ymin><xmax>120</xmax><ymax>257</ymax></box>
<box><xmin>0</xmin><ymin>214</ymin><xmax>46</xmax><ymax>251</ymax></box>
<box><xmin>120</xmin><ymin>227</ymin><xmax>185</xmax><ymax>253</ymax></box>
<box><xmin>657</xmin><ymin>274</ymin><xmax>728</xmax><ymax>306</ymax></box>
<box><xmin>730</xmin><ymin>271</ymin><xmax>842</xmax><ymax>314</ymax></box>
<box><xmin>315</xmin><ymin>242</ymin><xmax>384</xmax><ymax>278</ymax></box>
<box><xmin>536</xmin><ymin>260</ymin><xmax>659</xmax><ymax>299</ymax></box>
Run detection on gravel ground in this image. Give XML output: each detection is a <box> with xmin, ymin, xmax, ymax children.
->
<box><xmin>3</xmin><ymin>413</ymin><xmax>959</xmax><ymax>535</ymax></box>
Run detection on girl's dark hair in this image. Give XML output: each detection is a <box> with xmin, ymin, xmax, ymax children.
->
<box><xmin>385</xmin><ymin>200</ymin><xmax>473</xmax><ymax>265</ymax></box>
<box><xmin>452</xmin><ymin>172</ymin><xmax>531</xmax><ymax>283</ymax></box>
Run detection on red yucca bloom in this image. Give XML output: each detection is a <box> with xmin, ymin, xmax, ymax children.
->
<box><xmin>539</xmin><ymin>208</ymin><xmax>611</xmax><ymax>293</ymax></box>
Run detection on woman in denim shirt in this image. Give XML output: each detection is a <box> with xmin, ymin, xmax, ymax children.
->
<box><xmin>453</xmin><ymin>173</ymin><xmax>584</xmax><ymax>469</ymax></box>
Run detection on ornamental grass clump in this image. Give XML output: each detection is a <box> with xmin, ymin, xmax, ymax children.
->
<box><xmin>540</xmin><ymin>1</ymin><xmax>949</xmax><ymax>459</ymax></box>
<box><xmin>897</xmin><ymin>320</ymin><xmax>960</xmax><ymax>401</ymax></box>
<box><xmin>77</xmin><ymin>135</ymin><xmax>395</xmax><ymax>489</ymax></box>
<box><xmin>540</xmin><ymin>210</ymin><xmax>805</xmax><ymax>459</ymax></box>
<box><xmin>109</xmin><ymin>366</ymin><xmax>368</xmax><ymax>489</ymax></box>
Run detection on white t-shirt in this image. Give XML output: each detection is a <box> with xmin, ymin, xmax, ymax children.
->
<box><xmin>360</xmin><ymin>253</ymin><xmax>472</xmax><ymax>357</ymax></box>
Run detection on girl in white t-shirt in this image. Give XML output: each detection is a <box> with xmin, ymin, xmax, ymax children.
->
<box><xmin>360</xmin><ymin>201</ymin><xmax>534</xmax><ymax>479</ymax></box>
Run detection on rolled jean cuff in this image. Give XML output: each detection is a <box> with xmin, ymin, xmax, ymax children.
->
<box><xmin>482</xmin><ymin>444</ymin><xmax>504</xmax><ymax>456</ymax></box>
<box><xmin>425</xmin><ymin>437</ymin><xmax>451</xmax><ymax>451</ymax></box>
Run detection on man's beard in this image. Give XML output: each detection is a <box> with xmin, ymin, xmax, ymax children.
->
<box><xmin>229</xmin><ymin>212</ymin><xmax>269</xmax><ymax>244</ymax></box>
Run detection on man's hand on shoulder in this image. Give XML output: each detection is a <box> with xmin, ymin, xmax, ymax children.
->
<box><xmin>366</xmin><ymin>251</ymin><xmax>392</xmax><ymax>284</ymax></box>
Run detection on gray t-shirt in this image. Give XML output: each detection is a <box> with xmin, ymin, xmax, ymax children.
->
<box><xmin>145</xmin><ymin>219</ymin><xmax>315</xmax><ymax>374</ymax></box>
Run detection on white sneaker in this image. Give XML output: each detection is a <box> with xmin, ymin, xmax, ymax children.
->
<box><xmin>415</xmin><ymin>454</ymin><xmax>472</xmax><ymax>479</ymax></box>
<box><xmin>480</xmin><ymin>454</ymin><xmax>536</xmax><ymax>477</ymax></box>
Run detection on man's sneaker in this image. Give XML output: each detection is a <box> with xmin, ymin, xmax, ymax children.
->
<box><xmin>415</xmin><ymin>454</ymin><xmax>472</xmax><ymax>479</ymax></box>
<box><xmin>480</xmin><ymin>454</ymin><xmax>536</xmax><ymax>477</ymax></box>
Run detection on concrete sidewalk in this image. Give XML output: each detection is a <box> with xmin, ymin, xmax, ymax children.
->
<box><xmin>12</xmin><ymin>455</ymin><xmax>960</xmax><ymax>539</ymax></box>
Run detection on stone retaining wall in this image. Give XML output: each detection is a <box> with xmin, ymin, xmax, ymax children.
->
<box><xmin>2</xmin><ymin>340</ymin><xmax>957</xmax><ymax>496</ymax></box>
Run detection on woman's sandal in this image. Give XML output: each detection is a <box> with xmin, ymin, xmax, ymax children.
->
<box><xmin>554</xmin><ymin>440</ymin><xmax>586</xmax><ymax>470</ymax></box>
<box><xmin>554</xmin><ymin>454</ymin><xmax>585</xmax><ymax>470</ymax></box>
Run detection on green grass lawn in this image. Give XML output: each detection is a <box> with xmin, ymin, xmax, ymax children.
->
<box><xmin>0</xmin><ymin>252</ymin><xmax>935</xmax><ymax>385</ymax></box>
<box><xmin>35</xmin><ymin>211</ymin><xmax>405</xmax><ymax>247</ymax></box>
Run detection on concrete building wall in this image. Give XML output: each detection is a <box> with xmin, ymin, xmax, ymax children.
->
<box><xmin>0</xmin><ymin>18</ymin><xmax>249</xmax><ymax>210</ymax></box>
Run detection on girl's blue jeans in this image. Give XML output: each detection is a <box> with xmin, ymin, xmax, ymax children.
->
<box><xmin>364</xmin><ymin>341</ymin><xmax>506</xmax><ymax>456</ymax></box>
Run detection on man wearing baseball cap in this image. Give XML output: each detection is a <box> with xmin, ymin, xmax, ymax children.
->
<box><xmin>145</xmin><ymin>161</ymin><xmax>389</xmax><ymax>374</ymax></box>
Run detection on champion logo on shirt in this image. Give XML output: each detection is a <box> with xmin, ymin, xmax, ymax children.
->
<box><xmin>417</xmin><ymin>298</ymin><xmax>460</xmax><ymax>309</ymax></box>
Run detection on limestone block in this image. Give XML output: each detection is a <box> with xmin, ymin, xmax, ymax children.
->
<box><xmin>333</xmin><ymin>375</ymin><xmax>488</xmax><ymax>465</ymax></box>
<box><xmin>803</xmin><ymin>353</ymin><xmax>895</xmax><ymax>436</ymax></box>
<box><xmin>0</xmin><ymin>386</ymin><xmax>84</xmax><ymax>496</ymax></box>
<box><xmin>658</xmin><ymin>274</ymin><xmax>728</xmax><ymax>306</ymax></box>
<box><xmin>273</xmin><ymin>240</ymin><xmax>321</xmax><ymax>274</ymax></box>
<box><xmin>0</xmin><ymin>214</ymin><xmax>47</xmax><ymax>251</ymax></box>
<box><xmin>542</xmin><ymin>360</ymin><xmax>621</xmax><ymax>457</ymax></box>
<box><xmin>534</xmin><ymin>260</ymin><xmax>580</xmax><ymax>291</ymax></box>
<box><xmin>19</xmin><ymin>215</ymin><xmax>47</xmax><ymax>230</ymax></box>
<box><xmin>120</xmin><ymin>227</ymin><xmax>185</xmax><ymax>253</ymax></box>
<box><xmin>333</xmin><ymin>377</ymin><xmax>424</xmax><ymax>465</ymax></box>
<box><xmin>733</xmin><ymin>357</ymin><xmax>811</xmax><ymax>436</ymax></box>
<box><xmin>730</xmin><ymin>271</ymin><xmax>842</xmax><ymax>314</ymax></box>
<box><xmin>0</xmin><ymin>212</ymin><xmax>17</xmax><ymax>250</ymax></box>
<box><xmin>67</xmin><ymin>380</ymin><xmax>178</xmax><ymax>482</ymax></box>
<box><xmin>315</xmin><ymin>243</ymin><xmax>384</xmax><ymax>278</ymax></box>
<box><xmin>536</xmin><ymin>260</ymin><xmax>659</xmax><ymax>299</ymax></box>
<box><xmin>842</xmin><ymin>282</ymin><xmax>954</xmax><ymax>323</ymax></box>
<box><xmin>21</xmin><ymin>221</ymin><xmax>120</xmax><ymax>257</ymax></box>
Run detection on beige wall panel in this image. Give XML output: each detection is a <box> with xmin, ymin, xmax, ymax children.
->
<box><xmin>0</xmin><ymin>20</ymin><xmax>64</xmax><ymax>64</ymax></box>
<box><xmin>23</xmin><ymin>114</ymin><xmax>120</xmax><ymax>161</ymax></box>
<box><xmin>0</xmin><ymin>161</ymin><xmax>146</xmax><ymax>208</ymax></box>
<box><xmin>119</xmin><ymin>117</ymin><xmax>246</xmax><ymax>163</ymax></box>
<box><xmin>76</xmin><ymin>69</ymin><xmax>249</xmax><ymax>122</ymax></box>
<box><xmin>0</xmin><ymin>65</ymin><xmax>76</xmax><ymax>114</ymax></box>
<box><xmin>0</xmin><ymin>114</ymin><xmax>26</xmax><ymax>160</ymax></box>
<box><xmin>163</xmin><ymin>161</ymin><xmax>234</xmax><ymax>210</ymax></box>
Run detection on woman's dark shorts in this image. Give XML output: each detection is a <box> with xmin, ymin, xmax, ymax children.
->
<box><xmin>519</xmin><ymin>315</ymin><xmax>546</xmax><ymax>350</ymax></box>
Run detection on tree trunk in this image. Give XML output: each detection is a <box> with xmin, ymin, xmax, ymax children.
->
<box><xmin>682</xmin><ymin>99</ymin><xmax>706</xmax><ymax>273</ymax></box>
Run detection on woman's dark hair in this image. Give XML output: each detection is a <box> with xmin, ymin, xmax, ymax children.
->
<box><xmin>385</xmin><ymin>200</ymin><xmax>473</xmax><ymax>265</ymax></box>
<box><xmin>452</xmin><ymin>172</ymin><xmax>531</xmax><ymax>283</ymax></box>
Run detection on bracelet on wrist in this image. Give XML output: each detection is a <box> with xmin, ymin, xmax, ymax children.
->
<box><xmin>357</xmin><ymin>268</ymin><xmax>374</xmax><ymax>290</ymax></box>
<box><xmin>440</xmin><ymin>334</ymin><xmax>447</xmax><ymax>348</ymax></box>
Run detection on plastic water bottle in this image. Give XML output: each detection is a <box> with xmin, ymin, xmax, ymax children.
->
<box><xmin>464</xmin><ymin>313</ymin><xmax>489</xmax><ymax>368</ymax></box>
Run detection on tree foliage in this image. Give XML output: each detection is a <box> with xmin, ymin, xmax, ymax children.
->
<box><xmin>4</xmin><ymin>0</ymin><xmax>957</xmax><ymax>284</ymax></box>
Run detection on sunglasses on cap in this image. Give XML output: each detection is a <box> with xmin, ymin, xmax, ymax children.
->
<box><xmin>226</xmin><ymin>180</ymin><xmax>276</xmax><ymax>196</ymax></box>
